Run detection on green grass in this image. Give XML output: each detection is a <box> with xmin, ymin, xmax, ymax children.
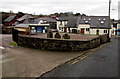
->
<box><xmin>8</xmin><ymin>42</ymin><xmax>17</xmax><ymax>47</ymax></box>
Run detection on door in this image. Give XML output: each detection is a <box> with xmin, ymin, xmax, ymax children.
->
<box><xmin>64</xmin><ymin>27</ymin><xmax>67</xmax><ymax>32</ymax></box>
<box><xmin>80</xmin><ymin>28</ymin><xmax>84</xmax><ymax>34</ymax></box>
<box><xmin>37</xmin><ymin>27</ymin><xmax>43</xmax><ymax>33</ymax></box>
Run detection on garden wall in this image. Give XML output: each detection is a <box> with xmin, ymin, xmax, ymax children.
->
<box><xmin>17</xmin><ymin>34</ymin><xmax>109</xmax><ymax>51</ymax></box>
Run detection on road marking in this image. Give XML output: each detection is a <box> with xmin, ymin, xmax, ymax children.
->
<box><xmin>71</xmin><ymin>59</ymin><xmax>79</xmax><ymax>65</ymax></box>
<box><xmin>67</xmin><ymin>42</ymin><xmax>110</xmax><ymax>65</ymax></box>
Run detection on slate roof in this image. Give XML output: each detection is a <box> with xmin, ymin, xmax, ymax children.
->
<box><xmin>4</xmin><ymin>15</ymin><xmax>16</xmax><ymax>22</ymax></box>
<box><xmin>57</xmin><ymin>16</ymin><xmax>110</xmax><ymax>29</ymax></box>
<box><xmin>36</xmin><ymin>17</ymin><xmax>57</xmax><ymax>23</ymax></box>
<box><xmin>57</xmin><ymin>17</ymin><xmax>70</xmax><ymax>21</ymax></box>
<box><xmin>79</xmin><ymin>16</ymin><xmax>110</xmax><ymax>29</ymax></box>
<box><xmin>17</xmin><ymin>15</ymin><xmax>34</xmax><ymax>21</ymax></box>
<box><xmin>57</xmin><ymin>16</ymin><xmax>79</xmax><ymax>28</ymax></box>
<box><xmin>66</xmin><ymin>17</ymin><xmax>79</xmax><ymax>28</ymax></box>
<box><xmin>14</xmin><ymin>17</ymin><xmax>57</xmax><ymax>26</ymax></box>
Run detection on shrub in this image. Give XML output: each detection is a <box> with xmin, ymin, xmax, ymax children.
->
<box><xmin>47</xmin><ymin>30</ymin><xmax>53</xmax><ymax>38</ymax></box>
<box><xmin>63</xmin><ymin>34</ymin><xmax>70</xmax><ymax>39</ymax></box>
<box><xmin>54</xmin><ymin>32</ymin><xmax>61</xmax><ymax>39</ymax></box>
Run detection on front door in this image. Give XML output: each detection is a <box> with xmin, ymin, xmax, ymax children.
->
<box><xmin>64</xmin><ymin>27</ymin><xmax>67</xmax><ymax>32</ymax></box>
<box><xmin>80</xmin><ymin>28</ymin><xmax>84</xmax><ymax>34</ymax></box>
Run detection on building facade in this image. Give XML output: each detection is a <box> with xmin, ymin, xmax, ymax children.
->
<box><xmin>57</xmin><ymin>16</ymin><xmax>112</xmax><ymax>36</ymax></box>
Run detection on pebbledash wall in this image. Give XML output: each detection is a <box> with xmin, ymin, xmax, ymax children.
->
<box><xmin>17</xmin><ymin>34</ymin><xmax>109</xmax><ymax>51</ymax></box>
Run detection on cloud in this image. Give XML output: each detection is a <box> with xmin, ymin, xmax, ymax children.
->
<box><xmin>0</xmin><ymin>0</ymin><xmax>119</xmax><ymax>19</ymax></box>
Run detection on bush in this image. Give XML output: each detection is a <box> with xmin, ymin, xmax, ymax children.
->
<box><xmin>54</xmin><ymin>32</ymin><xmax>61</xmax><ymax>39</ymax></box>
<box><xmin>47</xmin><ymin>30</ymin><xmax>53</xmax><ymax>38</ymax></box>
<box><xmin>63</xmin><ymin>34</ymin><xmax>70</xmax><ymax>39</ymax></box>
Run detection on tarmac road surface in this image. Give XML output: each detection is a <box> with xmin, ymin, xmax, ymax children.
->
<box><xmin>41</xmin><ymin>37</ymin><xmax>119</xmax><ymax>77</ymax></box>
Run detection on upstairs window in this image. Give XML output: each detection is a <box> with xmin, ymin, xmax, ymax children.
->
<box><xmin>101</xmin><ymin>21</ymin><xmax>104</xmax><ymax>23</ymax></box>
<box><xmin>85</xmin><ymin>20</ymin><xmax>88</xmax><ymax>24</ymax></box>
<box><xmin>60</xmin><ymin>21</ymin><xmax>62</xmax><ymax>25</ymax></box>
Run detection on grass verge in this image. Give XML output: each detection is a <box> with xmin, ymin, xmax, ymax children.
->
<box><xmin>8</xmin><ymin>42</ymin><xmax>17</xmax><ymax>47</ymax></box>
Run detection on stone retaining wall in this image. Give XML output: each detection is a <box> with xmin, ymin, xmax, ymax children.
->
<box><xmin>17</xmin><ymin>34</ymin><xmax>109</xmax><ymax>51</ymax></box>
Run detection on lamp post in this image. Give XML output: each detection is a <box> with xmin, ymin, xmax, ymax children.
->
<box><xmin>108</xmin><ymin>0</ymin><xmax>111</xmax><ymax>40</ymax></box>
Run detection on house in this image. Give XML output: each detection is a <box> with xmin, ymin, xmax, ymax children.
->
<box><xmin>79</xmin><ymin>16</ymin><xmax>111</xmax><ymax>35</ymax></box>
<box><xmin>14</xmin><ymin>16</ymin><xmax>52</xmax><ymax>34</ymax></box>
<box><xmin>3</xmin><ymin>15</ymin><xmax>19</xmax><ymax>26</ymax></box>
<box><xmin>57</xmin><ymin>16</ymin><xmax>79</xmax><ymax>33</ymax></box>
<box><xmin>14</xmin><ymin>24</ymin><xmax>50</xmax><ymax>34</ymax></box>
<box><xmin>29</xmin><ymin>24</ymin><xmax>49</xmax><ymax>34</ymax></box>
<box><xmin>13</xmin><ymin>14</ymin><xmax>36</xmax><ymax>26</ymax></box>
<box><xmin>117</xmin><ymin>20</ymin><xmax>120</xmax><ymax>36</ymax></box>
<box><xmin>57</xmin><ymin>16</ymin><xmax>112</xmax><ymax>36</ymax></box>
<box><xmin>57</xmin><ymin>17</ymin><xmax>69</xmax><ymax>32</ymax></box>
<box><xmin>111</xmin><ymin>20</ymin><xmax>118</xmax><ymax>36</ymax></box>
<box><xmin>36</xmin><ymin>17</ymin><xmax>57</xmax><ymax>30</ymax></box>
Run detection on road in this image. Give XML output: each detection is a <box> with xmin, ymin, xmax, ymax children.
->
<box><xmin>41</xmin><ymin>37</ymin><xmax>119</xmax><ymax>77</ymax></box>
<box><xmin>0</xmin><ymin>34</ymin><xmax>85</xmax><ymax>77</ymax></box>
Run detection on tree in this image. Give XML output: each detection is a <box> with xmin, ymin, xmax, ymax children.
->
<box><xmin>81</xmin><ymin>13</ymin><xmax>86</xmax><ymax>16</ymax></box>
<box><xmin>75</xmin><ymin>13</ymin><xmax>81</xmax><ymax>16</ymax></box>
<box><xmin>16</xmin><ymin>11</ymin><xmax>25</xmax><ymax>17</ymax></box>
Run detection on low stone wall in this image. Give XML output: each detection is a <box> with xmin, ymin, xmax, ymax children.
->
<box><xmin>17</xmin><ymin>34</ymin><xmax>109</xmax><ymax>51</ymax></box>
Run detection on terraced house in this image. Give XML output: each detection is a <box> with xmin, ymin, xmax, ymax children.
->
<box><xmin>57</xmin><ymin>16</ymin><xmax>112</xmax><ymax>36</ymax></box>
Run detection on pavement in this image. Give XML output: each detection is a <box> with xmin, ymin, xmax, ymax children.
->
<box><xmin>41</xmin><ymin>37</ymin><xmax>119</xmax><ymax>77</ymax></box>
<box><xmin>1</xmin><ymin>34</ymin><xmax>85</xmax><ymax>77</ymax></box>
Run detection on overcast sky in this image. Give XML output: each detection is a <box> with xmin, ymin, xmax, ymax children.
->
<box><xmin>0</xmin><ymin>0</ymin><xmax>119</xmax><ymax>19</ymax></box>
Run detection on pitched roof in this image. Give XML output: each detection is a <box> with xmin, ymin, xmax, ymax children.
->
<box><xmin>57</xmin><ymin>16</ymin><xmax>110</xmax><ymax>29</ymax></box>
<box><xmin>17</xmin><ymin>15</ymin><xmax>34</xmax><ymax>21</ymax></box>
<box><xmin>79</xmin><ymin>16</ymin><xmax>110</xmax><ymax>29</ymax></box>
<box><xmin>57</xmin><ymin>16</ymin><xmax>79</xmax><ymax>28</ymax></box>
<box><xmin>57</xmin><ymin>17</ymin><xmax>70</xmax><ymax>21</ymax></box>
<box><xmin>36</xmin><ymin>17</ymin><xmax>56</xmax><ymax>23</ymax></box>
<box><xmin>4</xmin><ymin>15</ymin><xmax>16</xmax><ymax>22</ymax></box>
<box><xmin>66</xmin><ymin>17</ymin><xmax>79</xmax><ymax>28</ymax></box>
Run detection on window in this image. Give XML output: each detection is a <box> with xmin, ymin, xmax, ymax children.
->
<box><xmin>85</xmin><ymin>20</ymin><xmax>88</xmax><ymax>24</ymax></box>
<box><xmin>62</xmin><ymin>28</ymin><xmax>64</xmax><ymax>31</ymax></box>
<box><xmin>98</xmin><ymin>18</ymin><xmax>101</xmax><ymax>21</ymax></box>
<box><xmin>104</xmin><ymin>30</ymin><xmax>107</xmax><ymax>33</ymax></box>
<box><xmin>103</xmin><ymin>18</ymin><xmax>106</xmax><ymax>21</ymax></box>
<box><xmin>59</xmin><ymin>27</ymin><xmax>61</xmax><ymax>30</ymax></box>
<box><xmin>101</xmin><ymin>21</ymin><xmax>104</xmax><ymax>24</ymax></box>
<box><xmin>89</xmin><ymin>18</ymin><xmax>91</xmax><ymax>21</ymax></box>
<box><xmin>86</xmin><ymin>28</ymin><xmax>90</xmax><ymax>31</ymax></box>
<box><xmin>60</xmin><ymin>21</ymin><xmax>62</xmax><ymax>25</ymax></box>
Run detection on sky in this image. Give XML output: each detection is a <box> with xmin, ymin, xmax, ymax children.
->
<box><xmin>0</xmin><ymin>0</ymin><xmax>119</xmax><ymax>20</ymax></box>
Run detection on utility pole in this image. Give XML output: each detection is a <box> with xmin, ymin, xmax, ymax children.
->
<box><xmin>108</xmin><ymin>0</ymin><xmax>111</xmax><ymax>39</ymax></box>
